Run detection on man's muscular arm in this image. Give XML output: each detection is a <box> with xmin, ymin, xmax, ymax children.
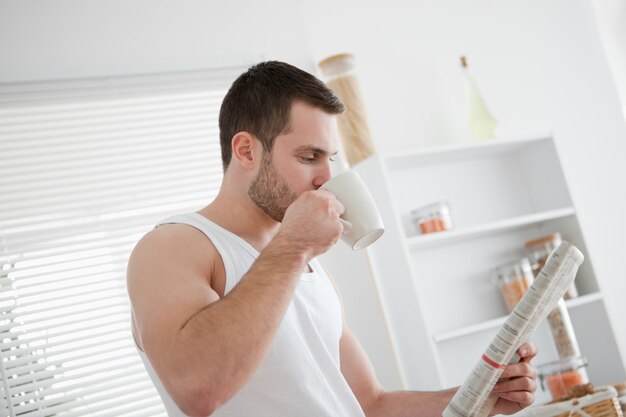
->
<box><xmin>127</xmin><ymin>190</ymin><xmax>343</xmax><ymax>416</ymax></box>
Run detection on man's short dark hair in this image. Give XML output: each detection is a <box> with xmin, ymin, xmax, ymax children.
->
<box><xmin>218</xmin><ymin>61</ymin><xmax>345</xmax><ymax>170</ymax></box>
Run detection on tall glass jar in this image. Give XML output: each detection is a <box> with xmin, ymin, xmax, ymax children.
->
<box><xmin>547</xmin><ymin>299</ymin><xmax>581</xmax><ymax>358</ymax></box>
<box><xmin>318</xmin><ymin>53</ymin><xmax>375</xmax><ymax>167</ymax></box>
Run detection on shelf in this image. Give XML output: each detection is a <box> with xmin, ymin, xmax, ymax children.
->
<box><xmin>407</xmin><ymin>207</ymin><xmax>576</xmax><ymax>251</ymax></box>
<box><xmin>350</xmin><ymin>135</ymin><xmax>625</xmax><ymax>389</ymax></box>
<box><xmin>383</xmin><ymin>133</ymin><xmax>553</xmax><ymax>170</ymax></box>
<box><xmin>433</xmin><ymin>292</ymin><xmax>604</xmax><ymax>343</ymax></box>
<box><xmin>565</xmin><ymin>292</ymin><xmax>603</xmax><ymax>308</ymax></box>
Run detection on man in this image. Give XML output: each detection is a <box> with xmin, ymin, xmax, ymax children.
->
<box><xmin>127</xmin><ymin>61</ymin><xmax>537</xmax><ymax>417</ymax></box>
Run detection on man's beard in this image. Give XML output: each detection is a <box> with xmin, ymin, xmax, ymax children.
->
<box><xmin>248</xmin><ymin>153</ymin><xmax>298</xmax><ymax>222</ymax></box>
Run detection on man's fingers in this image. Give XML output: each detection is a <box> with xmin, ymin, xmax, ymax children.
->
<box><xmin>517</xmin><ymin>342</ymin><xmax>538</xmax><ymax>361</ymax></box>
<box><xmin>499</xmin><ymin>361</ymin><xmax>537</xmax><ymax>379</ymax></box>
<box><xmin>316</xmin><ymin>189</ymin><xmax>345</xmax><ymax>216</ymax></box>
<box><xmin>496</xmin><ymin>390</ymin><xmax>535</xmax><ymax>406</ymax></box>
<box><xmin>491</xmin><ymin>344</ymin><xmax>539</xmax><ymax>415</ymax></box>
<box><xmin>492</xmin><ymin>376</ymin><xmax>537</xmax><ymax>394</ymax></box>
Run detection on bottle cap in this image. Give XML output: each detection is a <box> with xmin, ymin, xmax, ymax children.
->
<box><xmin>318</xmin><ymin>53</ymin><xmax>355</xmax><ymax>78</ymax></box>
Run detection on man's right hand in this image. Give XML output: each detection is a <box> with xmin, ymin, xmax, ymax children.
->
<box><xmin>276</xmin><ymin>189</ymin><xmax>345</xmax><ymax>260</ymax></box>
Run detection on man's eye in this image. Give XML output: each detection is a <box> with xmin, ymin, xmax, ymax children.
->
<box><xmin>329</xmin><ymin>156</ymin><xmax>336</xmax><ymax>162</ymax></box>
<box><xmin>300</xmin><ymin>156</ymin><xmax>315</xmax><ymax>163</ymax></box>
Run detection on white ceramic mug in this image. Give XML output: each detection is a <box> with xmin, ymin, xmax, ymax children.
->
<box><xmin>321</xmin><ymin>170</ymin><xmax>385</xmax><ymax>250</ymax></box>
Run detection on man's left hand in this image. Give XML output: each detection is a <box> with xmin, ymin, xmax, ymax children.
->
<box><xmin>491</xmin><ymin>342</ymin><xmax>538</xmax><ymax>415</ymax></box>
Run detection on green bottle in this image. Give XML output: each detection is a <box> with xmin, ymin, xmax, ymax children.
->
<box><xmin>461</xmin><ymin>56</ymin><xmax>497</xmax><ymax>140</ymax></box>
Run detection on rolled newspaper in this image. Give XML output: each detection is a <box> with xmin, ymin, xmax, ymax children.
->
<box><xmin>443</xmin><ymin>241</ymin><xmax>584</xmax><ymax>417</ymax></box>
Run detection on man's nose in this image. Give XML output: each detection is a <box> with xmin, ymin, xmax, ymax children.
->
<box><xmin>313</xmin><ymin>161</ymin><xmax>333</xmax><ymax>188</ymax></box>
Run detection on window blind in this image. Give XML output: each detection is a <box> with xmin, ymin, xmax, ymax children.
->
<box><xmin>0</xmin><ymin>65</ymin><xmax>247</xmax><ymax>417</ymax></box>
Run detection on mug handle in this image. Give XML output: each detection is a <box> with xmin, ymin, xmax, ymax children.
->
<box><xmin>338</xmin><ymin>218</ymin><xmax>353</xmax><ymax>233</ymax></box>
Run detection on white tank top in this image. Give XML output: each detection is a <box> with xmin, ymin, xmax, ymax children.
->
<box><xmin>135</xmin><ymin>212</ymin><xmax>365</xmax><ymax>417</ymax></box>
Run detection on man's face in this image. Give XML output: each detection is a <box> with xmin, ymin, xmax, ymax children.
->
<box><xmin>247</xmin><ymin>101</ymin><xmax>339</xmax><ymax>222</ymax></box>
<box><xmin>248</xmin><ymin>151</ymin><xmax>297</xmax><ymax>222</ymax></box>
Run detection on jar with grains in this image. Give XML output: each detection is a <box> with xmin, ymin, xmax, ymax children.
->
<box><xmin>525</xmin><ymin>233</ymin><xmax>578</xmax><ymax>299</ymax></box>
<box><xmin>493</xmin><ymin>258</ymin><xmax>534</xmax><ymax>312</ymax></box>
<box><xmin>410</xmin><ymin>201</ymin><xmax>453</xmax><ymax>235</ymax></box>
<box><xmin>547</xmin><ymin>299</ymin><xmax>581</xmax><ymax>358</ymax></box>
<box><xmin>318</xmin><ymin>53</ymin><xmax>375</xmax><ymax>167</ymax></box>
<box><xmin>538</xmin><ymin>355</ymin><xmax>589</xmax><ymax>401</ymax></box>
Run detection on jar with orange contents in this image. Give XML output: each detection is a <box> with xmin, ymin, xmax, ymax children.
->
<box><xmin>493</xmin><ymin>258</ymin><xmax>534</xmax><ymax>312</ymax></box>
<box><xmin>537</xmin><ymin>355</ymin><xmax>589</xmax><ymax>401</ymax></box>
<box><xmin>410</xmin><ymin>201</ymin><xmax>453</xmax><ymax>235</ymax></box>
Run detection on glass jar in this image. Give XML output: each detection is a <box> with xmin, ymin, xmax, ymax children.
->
<box><xmin>318</xmin><ymin>53</ymin><xmax>375</xmax><ymax>167</ymax></box>
<box><xmin>410</xmin><ymin>202</ymin><xmax>453</xmax><ymax>235</ymax></box>
<box><xmin>547</xmin><ymin>299</ymin><xmax>581</xmax><ymax>358</ymax></box>
<box><xmin>538</xmin><ymin>355</ymin><xmax>589</xmax><ymax>401</ymax></box>
<box><xmin>493</xmin><ymin>258</ymin><xmax>534</xmax><ymax>312</ymax></box>
<box><xmin>525</xmin><ymin>233</ymin><xmax>578</xmax><ymax>299</ymax></box>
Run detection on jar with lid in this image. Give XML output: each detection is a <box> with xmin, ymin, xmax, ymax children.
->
<box><xmin>318</xmin><ymin>53</ymin><xmax>375</xmax><ymax>167</ymax></box>
<box><xmin>525</xmin><ymin>233</ymin><xmax>578</xmax><ymax>299</ymax></box>
<box><xmin>493</xmin><ymin>258</ymin><xmax>534</xmax><ymax>312</ymax></box>
<box><xmin>547</xmin><ymin>299</ymin><xmax>581</xmax><ymax>358</ymax></box>
<box><xmin>410</xmin><ymin>201</ymin><xmax>453</xmax><ymax>235</ymax></box>
<box><xmin>537</xmin><ymin>355</ymin><xmax>589</xmax><ymax>401</ymax></box>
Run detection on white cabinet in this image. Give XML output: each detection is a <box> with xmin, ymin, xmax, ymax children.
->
<box><xmin>351</xmin><ymin>135</ymin><xmax>626</xmax><ymax>401</ymax></box>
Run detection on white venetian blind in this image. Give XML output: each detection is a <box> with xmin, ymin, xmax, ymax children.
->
<box><xmin>0</xmin><ymin>65</ymin><xmax>246</xmax><ymax>417</ymax></box>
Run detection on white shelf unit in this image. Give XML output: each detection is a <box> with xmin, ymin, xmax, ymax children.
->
<box><xmin>353</xmin><ymin>135</ymin><xmax>626</xmax><ymax>399</ymax></box>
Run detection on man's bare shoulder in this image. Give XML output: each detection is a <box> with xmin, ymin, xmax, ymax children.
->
<box><xmin>127</xmin><ymin>221</ymin><xmax>227</xmax><ymax>301</ymax></box>
<box><xmin>127</xmin><ymin>222</ymin><xmax>224</xmax><ymax>352</ymax></box>
<box><xmin>137</xmin><ymin>222</ymin><xmax>215</xmax><ymax>250</ymax></box>
<box><xmin>130</xmin><ymin>223</ymin><xmax>217</xmax><ymax>273</ymax></box>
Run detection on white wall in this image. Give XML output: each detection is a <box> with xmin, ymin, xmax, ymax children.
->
<box><xmin>589</xmin><ymin>0</ymin><xmax>626</xmax><ymax>112</ymax></box>
<box><xmin>0</xmin><ymin>0</ymin><xmax>315</xmax><ymax>80</ymax></box>
<box><xmin>2</xmin><ymin>0</ymin><xmax>625</xmax><ymax>393</ymax></box>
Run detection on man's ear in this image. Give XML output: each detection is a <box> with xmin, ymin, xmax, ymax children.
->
<box><xmin>231</xmin><ymin>132</ymin><xmax>261</xmax><ymax>169</ymax></box>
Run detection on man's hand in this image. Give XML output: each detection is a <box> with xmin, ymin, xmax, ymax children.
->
<box><xmin>277</xmin><ymin>189</ymin><xmax>345</xmax><ymax>260</ymax></box>
<box><xmin>491</xmin><ymin>342</ymin><xmax>538</xmax><ymax>415</ymax></box>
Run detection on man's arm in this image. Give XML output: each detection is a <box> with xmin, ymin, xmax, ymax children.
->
<box><xmin>127</xmin><ymin>190</ymin><xmax>344</xmax><ymax>417</ymax></box>
<box><xmin>340</xmin><ymin>324</ymin><xmax>537</xmax><ymax>417</ymax></box>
